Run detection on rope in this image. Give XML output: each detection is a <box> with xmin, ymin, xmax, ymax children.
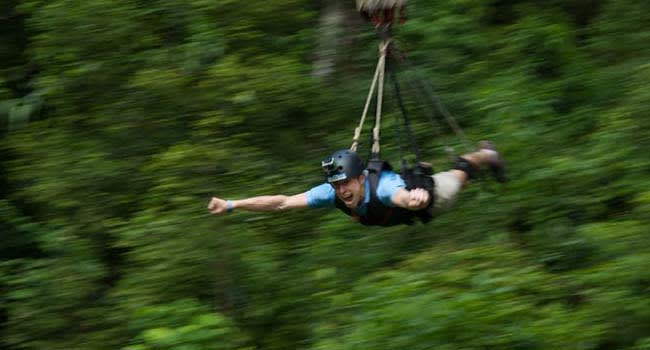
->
<box><xmin>351</xmin><ymin>37</ymin><xmax>471</xmax><ymax>162</ymax></box>
<box><xmin>351</xmin><ymin>51</ymin><xmax>382</xmax><ymax>152</ymax></box>
<box><xmin>351</xmin><ymin>40</ymin><xmax>391</xmax><ymax>155</ymax></box>
<box><xmin>372</xmin><ymin>40</ymin><xmax>389</xmax><ymax>155</ymax></box>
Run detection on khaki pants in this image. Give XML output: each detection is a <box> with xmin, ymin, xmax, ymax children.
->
<box><xmin>431</xmin><ymin>171</ymin><xmax>462</xmax><ymax>212</ymax></box>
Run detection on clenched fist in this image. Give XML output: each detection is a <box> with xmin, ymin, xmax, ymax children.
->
<box><xmin>407</xmin><ymin>188</ymin><xmax>430</xmax><ymax>210</ymax></box>
<box><xmin>208</xmin><ymin>197</ymin><xmax>228</xmax><ymax>215</ymax></box>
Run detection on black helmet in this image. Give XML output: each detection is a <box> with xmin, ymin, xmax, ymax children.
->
<box><xmin>322</xmin><ymin>149</ymin><xmax>365</xmax><ymax>183</ymax></box>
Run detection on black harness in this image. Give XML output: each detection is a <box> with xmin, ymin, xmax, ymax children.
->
<box><xmin>334</xmin><ymin>159</ymin><xmax>435</xmax><ymax>226</ymax></box>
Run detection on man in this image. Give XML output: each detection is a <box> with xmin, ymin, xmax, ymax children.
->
<box><xmin>207</xmin><ymin>142</ymin><xmax>506</xmax><ymax>226</ymax></box>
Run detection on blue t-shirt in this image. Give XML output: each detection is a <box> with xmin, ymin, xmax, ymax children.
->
<box><xmin>306</xmin><ymin>170</ymin><xmax>405</xmax><ymax>216</ymax></box>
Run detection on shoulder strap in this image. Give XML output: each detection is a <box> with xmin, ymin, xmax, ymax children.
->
<box><xmin>362</xmin><ymin>160</ymin><xmax>390</xmax><ymax>225</ymax></box>
<box><xmin>362</xmin><ymin>160</ymin><xmax>418</xmax><ymax>226</ymax></box>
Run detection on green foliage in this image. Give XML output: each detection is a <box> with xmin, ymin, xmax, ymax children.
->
<box><xmin>316</xmin><ymin>245</ymin><xmax>602</xmax><ymax>350</ymax></box>
<box><xmin>2</xmin><ymin>237</ymin><xmax>109</xmax><ymax>349</ymax></box>
<box><xmin>2</xmin><ymin>1</ymin><xmax>650</xmax><ymax>350</ymax></box>
<box><xmin>123</xmin><ymin>299</ymin><xmax>250</xmax><ymax>350</ymax></box>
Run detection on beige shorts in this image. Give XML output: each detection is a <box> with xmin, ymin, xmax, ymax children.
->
<box><xmin>431</xmin><ymin>171</ymin><xmax>462</xmax><ymax>212</ymax></box>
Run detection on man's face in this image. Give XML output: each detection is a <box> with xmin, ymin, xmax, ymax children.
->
<box><xmin>332</xmin><ymin>175</ymin><xmax>365</xmax><ymax>209</ymax></box>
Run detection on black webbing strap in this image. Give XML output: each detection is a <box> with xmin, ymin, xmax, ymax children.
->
<box><xmin>389</xmin><ymin>44</ymin><xmax>472</xmax><ymax>153</ymax></box>
<box><xmin>388</xmin><ymin>65</ymin><xmax>421</xmax><ymax>163</ymax></box>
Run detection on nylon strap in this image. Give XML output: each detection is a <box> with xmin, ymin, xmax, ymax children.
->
<box><xmin>389</xmin><ymin>44</ymin><xmax>471</xmax><ymax>151</ymax></box>
<box><xmin>389</xmin><ymin>67</ymin><xmax>421</xmax><ymax>162</ymax></box>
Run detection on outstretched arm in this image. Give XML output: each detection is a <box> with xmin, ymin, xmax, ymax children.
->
<box><xmin>208</xmin><ymin>193</ymin><xmax>309</xmax><ymax>215</ymax></box>
<box><xmin>391</xmin><ymin>188</ymin><xmax>430</xmax><ymax>210</ymax></box>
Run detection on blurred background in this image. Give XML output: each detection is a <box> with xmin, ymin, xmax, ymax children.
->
<box><xmin>2</xmin><ymin>0</ymin><xmax>650</xmax><ymax>349</ymax></box>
